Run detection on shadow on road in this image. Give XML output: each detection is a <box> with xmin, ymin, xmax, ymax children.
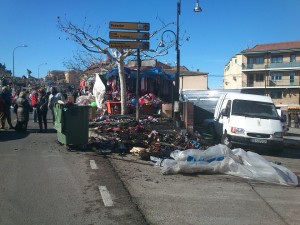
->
<box><xmin>0</xmin><ymin>130</ymin><xmax>29</xmax><ymax>142</ymax></box>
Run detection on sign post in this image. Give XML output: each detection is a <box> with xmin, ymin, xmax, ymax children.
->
<box><xmin>109</xmin><ymin>21</ymin><xmax>150</xmax><ymax>121</ymax></box>
<box><xmin>109</xmin><ymin>22</ymin><xmax>150</xmax><ymax>31</ymax></box>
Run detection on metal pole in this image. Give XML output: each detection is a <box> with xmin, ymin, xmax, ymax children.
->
<box><xmin>38</xmin><ymin>63</ymin><xmax>47</xmax><ymax>79</ymax></box>
<box><xmin>173</xmin><ymin>0</ymin><xmax>181</xmax><ymax>125</ymax></box>
<box><xmin>12</xmin><ymin>45</ymin><xmax>28</xmax><ymax>87</ymax></box>
<box><xmin>135</xmin><ymin>49</ymin><xmax>141</xmax><ymax>122</ymax></box>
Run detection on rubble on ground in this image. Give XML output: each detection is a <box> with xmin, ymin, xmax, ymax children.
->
<box><xmin>88</xmin><ymin>115</ymin><xmax>216</xmax><ymax>160</ymax></box>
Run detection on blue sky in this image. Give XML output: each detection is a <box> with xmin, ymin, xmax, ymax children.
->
<box><xmin>1</xmin><ymin>0</ymin><xmax>299</xmax><ymax>89</ymax></box>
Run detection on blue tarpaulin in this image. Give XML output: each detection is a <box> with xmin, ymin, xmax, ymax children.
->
<box><xmin>105</xmin><ymin>67</ymin><xmax>174</xmax><ymax>80</ymax></box>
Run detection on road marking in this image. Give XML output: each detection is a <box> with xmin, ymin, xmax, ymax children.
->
<box><xmin>98</xmin><ymin>186</ymin><xmax>113</xmax><ymax>207</ymax></box>
<box><xmin>90</xmin><ymin>160</ymin><xmax>98</xmax><ymax>169</ymax></box>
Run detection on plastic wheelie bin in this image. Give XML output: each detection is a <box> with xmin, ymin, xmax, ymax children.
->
<box><xmin>54</xmin><ymin>103</ymin><xmax>90</xmax><ymax>149</ymax></box>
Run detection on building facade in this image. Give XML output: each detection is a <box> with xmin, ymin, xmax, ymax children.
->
<box><xmin>224</xmin><ymin>40</ymin><xmax>300</xmax><ymax>111</ymax></box>
<box><xmin>224</xmin><ymin>54</ymin><xmax>244</xmax><ymax>89</ymax></box>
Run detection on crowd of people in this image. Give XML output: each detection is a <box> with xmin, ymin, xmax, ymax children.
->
<box><xmin>0</xmin><ymin>86</ymin><xmax>82</xmax><ymax>133</ymax></box>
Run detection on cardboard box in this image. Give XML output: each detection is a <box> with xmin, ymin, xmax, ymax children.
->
<box><xmin>141</xmin><ymin>104</ymin><xmax>156</xmax><ymax>115</ymax></box>
<box><xmin>161</xmin><ymin>103</ymin><xmax>172</xmax><ymax>118</ymax></box>
<box><xmin>89</xmin><ymin>107</ymin><xmax>96</xmax><ymax>121</ymax></box>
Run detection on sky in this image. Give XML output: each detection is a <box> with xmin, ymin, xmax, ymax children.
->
<box><xmin>1</xmin><ymin>0</ymin><xmax>300</xmax><ymax>89</ymax></box>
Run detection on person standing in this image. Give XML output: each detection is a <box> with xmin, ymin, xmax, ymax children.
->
<box><xmin>0</xmin><ymin>95</ymin><xmax>4</xmax><ymax>130</ymax></box>
<box><xmin>72</xmin><ymin>88</ymin><xmax>81</xmax><ymax>103</ymax></box>
<box><xmin>0</xmin><ymin>86</ymin><xmax>14</xmax><ymax>129</ymax></box>
<box><xmin>37</xmin><ymin>89</ymin><xmax>48</xmax><ymax>133</ymax></box>
<box><xmin>14</xmin><ymin>91</ymin><xmax>31</xmax><ymax>132</ymax></box>
<box><xmin>294</xmin><ymin>113</ymin><xmax>299</xmax><ymax>128</ymax></box>
<box><xmin>30</xmin><ymin>90</ymin><xmax>38</xmax><ymax>123</ymax></box>
<box><xmin>48</xmin><ymin>87</ymin><xmax>65</xmax><ymax>125</ymax></box>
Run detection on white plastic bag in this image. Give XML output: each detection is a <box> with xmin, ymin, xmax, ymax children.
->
<box><xmin>226</xmin><ymin>148</ymin><xmax>298</xmax><ymax>186</ymax></box>
<box><xmin>92</xmin><ymin>74</ymin><xmax>106</xmax><ymax>109</ymax></box>
<box><xmin>157</xmin><ymin>144</ymin><xmax>299</xmax><ymax>186</ymax></box>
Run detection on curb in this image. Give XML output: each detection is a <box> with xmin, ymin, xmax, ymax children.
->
<box><xmin>284</xmin><ymin>139</ymin><xmax>300</xmax><ymax>149</ymax></box>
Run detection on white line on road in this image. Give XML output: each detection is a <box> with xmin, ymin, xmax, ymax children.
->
<box><xmin>98</xmin><ymin>186</ymin><xmax>113</xmax><ymax>207</ymax></box>
<box><xmin>90</xmin><ymin>160</ymin><xmax>98</xmax><ymax>169</ymax></box>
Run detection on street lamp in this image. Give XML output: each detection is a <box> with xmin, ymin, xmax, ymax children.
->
<box><xmin>159</xmin><ymin>0</ymin><xmax>201</xmax><ymax>122</ymax></box>
<box><xmin>13</xmin><ymin>45</ymin><xmax>28</xmax><ymax>78</ymax></box>
<box><xmin>38</xmin><ymin>62</ymin><xmax>47</xmax><ymax>79</ymax></box>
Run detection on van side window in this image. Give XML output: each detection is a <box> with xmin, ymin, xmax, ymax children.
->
<box><xmin>224</xmin><ymin>100</ymin><xmax>231</xmax><ymax>116</ymax></box>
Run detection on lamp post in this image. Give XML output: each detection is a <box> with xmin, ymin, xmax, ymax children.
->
<box><xmin>13</xmin><ymin>45</ymin><xmax>28</xmax><ymax>78</ymax></box>
<box><xmin>159</xmin><ymin>0</ymin><xmax>201</xmax><ymax>122</ymax></box>
<box><xmin>38</xmin><ymin>62</ymin><xmax>47</xmax><ymax>79</ymax></box>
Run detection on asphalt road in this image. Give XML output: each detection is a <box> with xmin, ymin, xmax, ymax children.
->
<box><xmin>109</xmin><ymin>128</ymin><xmax>300</xmax><ymax>225</ymax></box>
<box><xmin>1</xmin><ymin>112</ymin><xmax>299</xmax><ymax>225</ymax></box>
<box><xmin>0</xmin><ymin>112</ymin><xmax>146</xmax><ymax>225</ymax></box>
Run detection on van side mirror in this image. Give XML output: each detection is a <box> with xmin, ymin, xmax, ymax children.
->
<box><xmin>281</xmin><ymin>116</ymin><xmax>286</xmax><ymax>122</ymax></box>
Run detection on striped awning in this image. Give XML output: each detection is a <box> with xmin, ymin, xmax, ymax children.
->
<box><xmin>288</xmin><ymin>105</ymin><xmax>300</xmax><ymax>109</ymax></box>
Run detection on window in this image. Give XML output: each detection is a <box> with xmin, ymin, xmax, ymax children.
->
<box><xmin>271</xmin><ymin>55</ymin><xmax>283</xmax><ymax>63</ymax></box>
<box><xmin>255</xmin><ymin>74</ymin><xmax>264</xmax><ymax>82</ymax></box>
<box><xmin>290</xmin><ymin>72</ymin><xmax>295</xmax><ymax>84</ymax></box>
<box><xmin>290</xmin><ymin>54</ymin><xmax>296</xmax><ymax>62</ymax></box>
<box><xmin>248</xmin><ymin>57</ymin><xmax>264</xmax><ymax>64</ymax></box>
<box><xmin>232</xmin><ymin>99</ymin><xmax>279</xmax><ymax>119</ymax></box>
<box><xmin>270</xmin><ymin>91</ymin><xmax>283</xmax><ymax>99</ymax></box>
<box><xmin>271</xmin><ymin>72</ymin><xmax>282</xmax><ymax>81</ymax></box>
<box><xmin>256</xmin><ymin>57</ymin><xmax>264</xmax><ymax>64</ymax></box>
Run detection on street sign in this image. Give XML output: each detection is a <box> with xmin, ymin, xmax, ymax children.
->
<box><xmin>109</xmin><ymin>41</ymin><xmax>149</xmax><ymax>50</ymax></box>
<box><xmin>109</xmin><ymin>31</ymin><xmax>150</xmax><ymax>40</ymax></box>
<box><xmin>109</xmin><ymin>21</ymin><xmax>150</xmax><ymax>31</ymax></box>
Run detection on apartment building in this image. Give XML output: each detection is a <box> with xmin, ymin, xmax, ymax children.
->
<box><xmin>223</xmin><ymin>53</ymin><xmax>244</xmax><ymax>89</ymax></box>
<box><xmin>224</xmin><ymin>40</ymin><xmax>300</xmax><ymax>110</ymax></box>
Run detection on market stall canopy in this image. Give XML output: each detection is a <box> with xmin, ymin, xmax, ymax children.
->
<box><xmin>105</xmin><ymin>67</ymin><xmax>132</xmax><ymax>79</ymax></box>
<box><xmin>105</xmin><ymin>67</ymin><xmax>174</xmax><ymax>80</ymax></box>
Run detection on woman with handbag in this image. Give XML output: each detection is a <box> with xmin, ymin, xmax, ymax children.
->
<box><xmin>14</xmin><ymin>91</ymin><xmax>32</xmax><ymax>132</ymax></box>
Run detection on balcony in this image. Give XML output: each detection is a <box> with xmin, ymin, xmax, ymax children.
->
<box><xmin>243</xmin><ymin>61</ymin><xmax>300</xmax><ymax>71</ymax></box>
<box><xmin>243</xmin><ymin>78</ymin><xmax>300</xmax><ymax>87</ymax></box>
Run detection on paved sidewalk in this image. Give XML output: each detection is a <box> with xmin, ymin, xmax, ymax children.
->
<box><xmin>284</xmin><ymin>127</ymin><xmax>300</xmax><ymax>149</ymax></box>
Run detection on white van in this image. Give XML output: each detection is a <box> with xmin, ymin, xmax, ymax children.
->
<box><xmin>213</xmin><ymin>93</ymin><xmax>284</xmax><ymax>154</ymax></box>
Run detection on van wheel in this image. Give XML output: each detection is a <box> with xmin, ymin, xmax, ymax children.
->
<box><xmin>221</xmin><ymin>133</ymin><xmax>232</xmax><ymax>149</ymax></box>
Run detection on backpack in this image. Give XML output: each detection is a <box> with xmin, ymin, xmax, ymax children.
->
<box><xmin>31</xmin><ymin>92</ymin><xmax>38</xmax><ymax>107</ymax></box>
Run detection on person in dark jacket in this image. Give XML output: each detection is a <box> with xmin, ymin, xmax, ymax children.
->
<box><xmin>0</xmin><ymin>95</ymin><xmax>4</xmax><ymax>127</ymax></box>
<box><xmin>0</xmin><ymin>86</ymin><xmax>14</xmax><ymax>129</ymax></box>
<box><xmin>37</xmin><ymin>89</ymin><xmax>48</xmax><ymax>132</ymax></box>
<box><xmin>14</xmin><ymin>91</ymin><xmax>31</xmax><ymax>132</ymax></box>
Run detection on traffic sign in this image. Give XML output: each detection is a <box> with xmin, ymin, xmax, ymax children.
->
<box><xmin>109</xmin><ymin>41</ymin><xmax>149</xmax><ymax>50</ymax></box>
<box><xmin>109</xmin><ymin>31</ymin><xmax>150</xmax><ymax>40</ymax></box>
<box><xmin>109</xmin><ymin>21</ymin><xmax>150</xmax><ymax>31</ymax></box>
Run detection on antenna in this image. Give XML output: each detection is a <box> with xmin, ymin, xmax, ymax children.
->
<box><xmin>247</xmin><ymin>39</ymin><xmax>253</xmax><ymax>49</ymax></box>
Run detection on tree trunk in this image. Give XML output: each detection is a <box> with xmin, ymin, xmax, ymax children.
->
<box><xmin>118</xmin><ymin>58</ymin><xmax>127</xmax><ymax>115</ymax></box>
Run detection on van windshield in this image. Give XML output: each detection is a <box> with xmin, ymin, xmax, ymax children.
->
<box><xmin>231</xmin><ymin>99</ymin><xmax>279</xmax><ymax>120</ymax></box>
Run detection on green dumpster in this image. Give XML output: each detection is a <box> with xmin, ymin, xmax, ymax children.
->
<box><xmin>54</xmin><ymin>103</ymin><xmax>90</xmax><ymax>146</ymax></box>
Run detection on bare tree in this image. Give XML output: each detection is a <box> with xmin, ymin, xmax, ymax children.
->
<box><xmin>57</xmin><ymin>17</ymin><xmax>175</xmax><ymax>115</ymax></box>
<box><xmin>62</xmin><ymin>50</ymin><xmax>102</xmax><ymax>71</ymax></box>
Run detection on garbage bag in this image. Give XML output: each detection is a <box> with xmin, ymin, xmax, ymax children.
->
<box><xmin>154</xmin><ymin>144</ymin><xmax>298</xmax><ymax>186</ymax></box>
<box><xmin>92</xmin><ymin>74</ymin><xmax>106</xmax><ymax>109</ymax></box>
<box><xmin>226</xmin><ymin>148</ymin><xmax>298</xmax><ymax>186</ymax></box>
